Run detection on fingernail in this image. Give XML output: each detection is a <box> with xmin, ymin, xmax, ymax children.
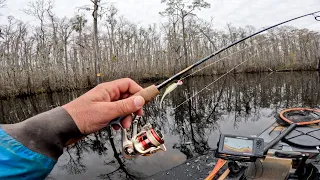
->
<box><xmin>134</xmin><ymin>96</ymin><xmax>145</xmax><ymax>108</ymax></box>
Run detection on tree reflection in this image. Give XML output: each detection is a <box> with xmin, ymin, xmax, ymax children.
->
<box><xmin>97</xmin><ymin>127</ymin><xmax>138</xmax><ymax>180</ymax></box>
<box><xmin>1</xmin><ymin>72</ymin><xmax>320</xmax><ymax>178</ymax></box>
<box><xmin>59</xmin><ymin>147</ymin><xmax>87</xmax><ymax>175</ymax></box>
<box><xmin>169</xmin><ymin>78</ymin><xmax>220</xmax><ymax>158</ymax></box>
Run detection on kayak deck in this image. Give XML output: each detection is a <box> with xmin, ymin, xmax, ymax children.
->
<box><xmin>259</xmin><ymin>122</ymin><xmax>320</xmax><ymax>157</ymax></box>
<box><xmin>147</xmin><ymin>121</ymin><xmax>320</xmax><ymax>179</ymax></box>
<box><xmin>145</xmin><ymin>150</ymin><xmax>243</xmax><ymax>180</ymax></box>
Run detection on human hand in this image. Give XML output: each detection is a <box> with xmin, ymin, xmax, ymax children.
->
<box><xmin>62</xmin><ymin>78</ymin><xmax>145</xmax><ymax>135</ymax></box>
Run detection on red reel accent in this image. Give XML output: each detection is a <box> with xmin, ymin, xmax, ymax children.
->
<box><xmin>140</xmin><ymin>139</ymin><xmax>150</xmax><ymax>150</ymax></box>
<box><xmin>150</xmin><ymin>129</ymin><xmax>164</xmax><ymax>144</ymax></box>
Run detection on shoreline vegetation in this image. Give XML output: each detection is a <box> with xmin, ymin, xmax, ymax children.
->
<box><xmin>1</xmin><ymin>70</ymin><xmax>319</xmax><ymax>100</ymax></box>
<box><xmin>1</xmin><ymin>0</ymin><xmax>319</xmax><ymax>98</ymax></box>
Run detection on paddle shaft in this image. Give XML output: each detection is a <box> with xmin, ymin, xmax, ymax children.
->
<box><xmin>205</xmin><ymin>159</ymin><xmax>227</xmax><ymax>180</ymax></box>
<box><xmin>218</xmin><ymin>168</ymin><xmax>230</xmax><ymax>180</ymax></box>
<box><xmin>263</xmin><ymin>123</ymin><xmax>297</xmax><ymax>154</ymax></box>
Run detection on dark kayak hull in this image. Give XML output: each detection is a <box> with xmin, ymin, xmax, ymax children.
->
<box><xmin>259</xmin><ymin>122</ymin><xmax>320</xmax><ymax>157</ymax></box>
<box><xmin>147</xmin><ymin>121</ymin><xmax>320</xmax><ymax>179</ymax></box>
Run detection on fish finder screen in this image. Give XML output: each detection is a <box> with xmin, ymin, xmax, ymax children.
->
<box><xmin>223</xmin><ymin>137</ymin><xmax>253</xmax><ymax>154</ymax></box>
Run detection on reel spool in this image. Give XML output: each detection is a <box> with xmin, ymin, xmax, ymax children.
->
<box><xmin>132</xmin><ymin>124</ymin><xmax>165</xmax><ymax>155</ymax></box>
<box><xmin>122</xmin><ymin>116</ymin><xmax>166</xmax><ymax>157</ymax></box>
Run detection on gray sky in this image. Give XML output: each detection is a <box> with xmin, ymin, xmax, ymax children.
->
<box><xmin>1</xmin><ymin>0</ymin><xmax>320</xmax><ymax>31</ymax></box>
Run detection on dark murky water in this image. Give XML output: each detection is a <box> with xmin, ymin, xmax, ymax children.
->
<box><xmin>1</xmin><ymin>72</ymin><xmax>320</xmax><ymax>180</ymax></box>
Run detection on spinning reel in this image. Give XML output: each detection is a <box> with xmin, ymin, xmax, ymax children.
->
<box><xmin>121</xmin><ymin>115</ymin><xmax>166</xmax><ymax>157</ymax></box>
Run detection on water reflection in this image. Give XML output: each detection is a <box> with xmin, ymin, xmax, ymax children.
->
<box><xmin>1</xmin><ymin>72</ymin><xmax>320</xmax><ymax>179</ymax></box>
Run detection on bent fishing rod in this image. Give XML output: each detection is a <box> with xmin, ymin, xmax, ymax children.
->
<box><xmin>106</xmin><ymin>10</ymin><xmax>320</xmax><ymax>122</ymax></box>
<box><xmin>130</xmin><ymin>10</ymin><xmax>320</xmax><ymax>104</ymax></box>
<box><xmin>103</xmin><ymin>10</ymin><xmax>320</xmax><ymax>158</ymax></box>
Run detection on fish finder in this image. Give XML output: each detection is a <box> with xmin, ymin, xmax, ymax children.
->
<box><xmin>216</xmin><ymin>134</ymin><xmax>264</xmax><ymax>161</ymax></box>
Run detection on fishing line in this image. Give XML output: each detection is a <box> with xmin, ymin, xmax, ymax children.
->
<box><xmin>179</xmin><ymin>38</ymin><xmax>270</xmax><ymax>81</ymax></box>
<box><xmin>307</xmin><ymin>167</ymin><xmax>314</xmax><ymax>180</ymax></box>
<box><xmin>156</xmin><ymin>11</ymin><xmax>320</xmax><ymax>90</ymax></box>
<box><xmin>173</xmin><ymin>40</ymin><xmax>283</xmax><ymax>110</ymax></box>
<box><xmin>174</xmin><ymin>55</ymin><xmax>251</xmax><ymax>109</ymax></box>
<box><xmin>173</xmin><ymin>21</ymin><xmax>319</xmax><ymax>109</ymax></box>
<box><xmin>179</xmin><ymin>20</ymin><xmax>319</xmax><ymax>81</ymax></box>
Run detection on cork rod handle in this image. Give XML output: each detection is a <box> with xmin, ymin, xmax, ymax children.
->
<box><xmin>133</xmin><ymin>85</ymin><xmax>160</xmax><ymax>103</ymax></box>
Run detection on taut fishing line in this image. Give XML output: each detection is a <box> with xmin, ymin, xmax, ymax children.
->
<box><xmin>180</xmin><ymin>19</ymin><xmax>319</xmax><ymax>81</ymax></box>
<box><xmin>179</xmin><ymin>36</ymin><xmax>271</xmax><ymax>81</ymax></box>
<box><xmin>156</xmin><ymin>11</ymin><xmax>320</xmax><ymax>91</ymax></box>
<box><xmin>173</xmin><ymin>20</ymin><xmax>319</xmax><ymax>109</ymax></box>
<box><xmin>173</xmin><ymin>44</ymin><xmax>263</xmax><ymax>110</ymax></box>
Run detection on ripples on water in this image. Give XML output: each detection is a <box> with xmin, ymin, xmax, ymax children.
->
<box><xmin>1</xmin><ymin>72</ymin><xmax>320</xmax><ymax>179</ymax></box>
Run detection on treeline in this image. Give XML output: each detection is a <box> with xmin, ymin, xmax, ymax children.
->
<box><xmin>0</xmin><ymin>0</ymin><xmax>319</xmax><ymax>97</ymax></box>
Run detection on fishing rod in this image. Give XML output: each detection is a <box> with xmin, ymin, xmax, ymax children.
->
<box><xmin>108</xmin><ymin>10</ymin><xmax>320</xmax><ymax>158</ymax></box>
<box><xmin>126</xmin><ymin>10</ymin><xmax>320</xmax><ymax>106</ymax></box>
<box><xmin>157</xmin><ymin>10</ymin><xmax>320</xmax><ymax>90</ymax></box>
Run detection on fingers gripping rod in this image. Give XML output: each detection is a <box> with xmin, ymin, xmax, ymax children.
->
<box><xmin>107</xmin><ymin>85</ymin><xmax>160</xmax><ymax>127</ymax></box>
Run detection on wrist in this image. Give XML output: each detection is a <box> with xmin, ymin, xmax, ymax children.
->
<box><xmin>1</xmin><ymin>107</ymin><xmax>83</xmax><ymax>160</ymax></box>
<box><xmin>62</xmin><ymin>100</ymin><xmax>93</xmax><ymax>135</ymax></box>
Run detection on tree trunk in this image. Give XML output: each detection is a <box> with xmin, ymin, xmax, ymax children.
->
<box><xmin>64</xmin><ymin>40</ymin><xmax>68</xmax><ymax>74</ymax></box>
<box><xmin>317</xmin><ymin>56</ymin><xmax>320</xmax><ymax>71</ymax></box>
<box><xmin>181</xmin><ymin>14</ymin><xmax>188</xmax><ymax>68</ymax></box>
<box><xmin>93</xmin><ymin>0</ymin><xmax>101</xmax><ymax>84</ymax></box>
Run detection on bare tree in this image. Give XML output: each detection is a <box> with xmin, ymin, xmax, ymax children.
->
<box><xmin>71</xmin><ymin>14</ymin><xmax>88</xmax><ymax>76</ymax></box>
<box><xmin>160</xmin><ymin>0</ymin><xmax>210</xmax><ymax>67</ymax></box>
<box><xmin>23</xmin><ymin>0</ymin><xmax>53</xmax><ymax>46</ymax></box>
<box><xmin>0</xmin><ymin>0</ymin><xmax>7</xmax><ymax>37</ymax></box>
<box><xmin>92</xmin><ymin>0</ymin><xmax>102</xmax><ymax>84</ymax></box>
<box><xmin>59</xmin><ymin>17</ymin><xmax>74</xmax><ymax>74</ymax></box>
<box><xmin>105</xmin><ymin>4</ymin><xmax>118</xmax><ymax>62</ymax></box>
<box><xmin>0</xmin><ymin>0</ymin><xmax>6</xmax><ymax>9</ymax></box>
<box><xmin>0</xmin><ymin>0</ymin><xmax>320</xmax><ymax>97</ymax></box>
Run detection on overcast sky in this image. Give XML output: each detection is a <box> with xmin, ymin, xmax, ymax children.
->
<box><xmin>1</xmin><ymin>0</ymin><xmax>320</xmax><ymax>31</ymax></box>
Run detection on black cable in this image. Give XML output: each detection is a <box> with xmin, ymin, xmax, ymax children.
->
<box><xmin>253</xmin><ymin>161</ymin><xmax>257</xmax><ymax>179</ymax></box>
<box><xmin>244</xmin><ymin>162</ymin><xmax>257</xmax><ymax>180</ymax></box>
<box><xmin>243</xmin><ymin>160</ymin><xmax>265</xmax><ymax>180</ymax></box>
<box><xmin>256</xmin><ymin>159</ymin><xmax>264</xmax><ymax>179</ymax></box>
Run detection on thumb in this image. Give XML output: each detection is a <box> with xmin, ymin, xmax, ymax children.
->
<box><xmin>104</xmin><ymin>96</ymin><xmax>145</xmax><ymax>119</ymax></box>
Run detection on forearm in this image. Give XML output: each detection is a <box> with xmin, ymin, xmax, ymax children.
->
<box><xmin>0</xmin><ymin>78</ymin><xmax>145</xmax><ymax>179</ymax></box>
<box><xmin>1</xmin><ymin>107</ymin><xmax>83</xmax><ymax>160</ymax></box>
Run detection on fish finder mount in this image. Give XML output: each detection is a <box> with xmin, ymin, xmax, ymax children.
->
<box><xmin>215</xmin><ymin>134</ymin><xmax>264</xmax><ymax>162</ymax></box>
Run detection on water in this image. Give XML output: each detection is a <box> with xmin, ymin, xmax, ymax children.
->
<box><xmin>1</xmin><ymin>72</ymin><xmax>320</xmax><ymax>179</ymax></box>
